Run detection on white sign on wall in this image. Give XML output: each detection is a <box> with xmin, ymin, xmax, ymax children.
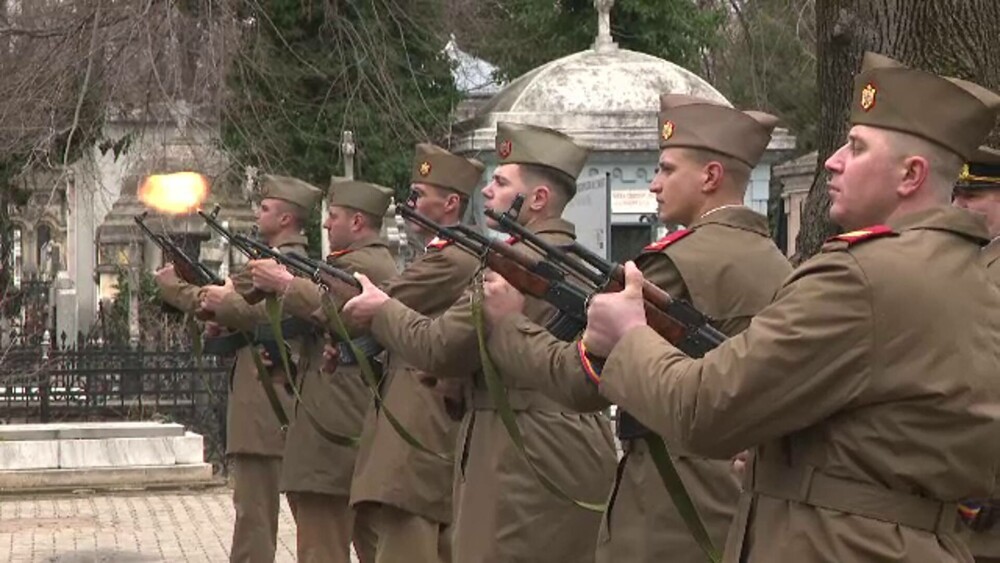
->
<box><xmin>611</xmin><ymin>189</ymin><xmax>657</xmax><ymax>214</ymax></box>
<box><xmin>563</xmin><ymin>174</ymin><xmax>610</xmax><ymax>259</ymax></box>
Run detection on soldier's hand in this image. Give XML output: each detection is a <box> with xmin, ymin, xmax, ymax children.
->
<box><xmin>731</xmin><ymin>450</ymin><xmax>750</xmax><ymax>482</ymax></box>
<box><xmin>198</xmin><ymin>279</ymin><xmax>234</xmax><ymax>313</ymax></box>
<box><xmin>342</xmin><ymin>273</ymin><xmax>389</xmax><ymax>329</ymax></box>
<box><xmin>249</xmin><ymin>259</ymin><xmax>294</xmax><ymax>294</ymax></box>
<box><xmin>582</xmin><ymin>261</ymin><xmax>647</xmax><ymax>358</ymax></box>
<box><xmin>482</xmin><ymin>270</ymin><xmax>525</xmax><ymax>330</ymax></box>
<box><xmin>154</xmin><ymin>264</ymin><xmax>177</xmax><ymax>283</ymax></box>
<box><xmin>322</xmin><ymin>343</ymin><xmax>341</xmax><ymax>373</ymax></box>
<box><xmin>203</xmin><ymin>321</ymin><xmax>223</xmax><ymax>338</ymax></box>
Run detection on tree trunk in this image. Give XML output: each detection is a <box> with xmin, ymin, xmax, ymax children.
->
<box><xmin>793</xmin><ymin>0</ymin><xmax>1000</xmax><ymax>263</ymax></box>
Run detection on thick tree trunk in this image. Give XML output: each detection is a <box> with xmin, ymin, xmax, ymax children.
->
<box><xmin>793</xmin><ymin>0</ymin><xmax>1000</xmax><ymax>263</ymax></box>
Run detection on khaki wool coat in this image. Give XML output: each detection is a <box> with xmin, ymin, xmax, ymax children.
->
<box><xmin>966</xmin><ymin>236</ymin><xmax>1000</xmax><ymax>559</ymax></box>
<box><xmin>277</xmin><ymin>236</ymin><xmax>398</xmax><ymax>497</ymax></box>
<box><xmin>487</xmin><ymin>207</ymin><xmax>791</xmax><ymax>563</ymax></box>
<box><xmin>597</xmin><ymin>207</ymin><xmax>1000</xmax><ymax>563</ymax></box>
<box><xmin>370</xmin><ymin>217</ymin><xmax>617</xmax><ymax>563</ymax></box>
<box><xmin>210</xmin><ymin>232</ymin><xmax>309</xmax><ymax>457</ymax></box>
<box><xmin>348</xmin><ymin>239</ymin><xmax>482</xmax><ymax>524</ymax></box>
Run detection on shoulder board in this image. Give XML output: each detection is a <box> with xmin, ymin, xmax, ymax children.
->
<box><xmin>643</xmin><ymin>229</ymin><xmax>693</xmax><ymax>252</ymax></box>
<box><xmin>328</xmin><ymin>248</ymin><xmax>353</xmax><ymax>259</ymax></box>
<box><xmin>827</xmin><ymin>225</ymin><xmax>896</xmax><ymax>246</ymax></box>
<box><xmin>426</xmin><ymin>237</ymin><xmax>452</xmax><ymax>251</ymax></box>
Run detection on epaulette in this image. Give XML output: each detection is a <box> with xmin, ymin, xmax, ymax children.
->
<box><xmin>643</xmin><ymin>229</ymin><xmax>693</xmax><ymax>252</ymax></box>
<box><xmin>426</xmin><ymin>237</ymin><xmax>452</xmax><ymax>251</ymax></box>
<box><xmin>826</xmin><ymin>225</ymin><xmax>896</xmax><ymax>246</ymax></box>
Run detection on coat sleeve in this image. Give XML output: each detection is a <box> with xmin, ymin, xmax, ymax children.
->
<box><xmin>487</xmin><ymin>314</ymin><xmax>610</xmax><ymax>412</ymax></box>
<box><xmin>155</xmin><ymin>270</ymin><xmax>202</xmax><ymax>314</ymax></box>
<box><xmin>371</xmin><ymin>291</ymin><xmax>480</xmax><ymax>378</ymax></box>
<box><xmin>599</xmin><ymin>251</ymin><xmax>874</xmax><ymax>458</ymax></box>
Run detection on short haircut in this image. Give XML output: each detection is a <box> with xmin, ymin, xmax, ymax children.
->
<box><xmin>517</xmin><ymin>163</ymin><xmax>576</xmax><ymax>209</ymax></box>
<box><xmin>883</xmin><ymin>130</ymin><xmax>965</xmax><ymax>195</ymax></box>
<box><xmin>272</xmin><ymin>199</ymin><xmax>308</xmax><ymax>228</ymax></box>
<box><xmin>681</xmin><ymin>147</ymin><xmax>752</xmax><ymax>190</ymax></box>
<box><xmin>425</xmin><ymin>183</ymin><xmax>471</xmax><ymax>219</ymax></box>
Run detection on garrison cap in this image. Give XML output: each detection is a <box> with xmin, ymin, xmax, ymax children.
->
<box><xmin>657</xmin><ymin>94</ymin><xmax>779</xmax><ymax>167</ymax></box>
<box><xmin>411</xmin><ymin>143</ymin><xmax>485</xmax><ymax>197</ymax></box>
<box><xmin>956</xmin><ymin>146</ymin><xmax>1000</xmax><ymax>189</ymax></box>
<box><xmin>849</xmin><ymin>52</ymin><xmax>1000</xmax><ymax>160</ymax></box>
<box><xmin>495</xmin><ymin>121</ymin><xmax>590</xmax><ymax>189</ymax></box>
<box><xmin>259</xmin><ymin>174</ymin><xmax>323</xmax><ymax>210</ymax></box>
<box><xmin>328</xmin><ymin>179</ymin><xmax>394</xmax><ymax>217</ymax></box>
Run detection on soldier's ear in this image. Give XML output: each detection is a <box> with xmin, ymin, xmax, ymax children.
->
<box><xmin>702</xmin><ymin>161</ymin><xmax>725</xmax><ymax>194</ymax></box>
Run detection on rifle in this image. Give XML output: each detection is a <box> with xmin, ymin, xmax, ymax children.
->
<box><xmin>398</xmin><ymin>199</ymin><xmax>589</xmax><ymax>341</ymax></box>
<box><xmin>483</xmin><ymin>194</ymin><xmax>726</xmax><ymax>357</ymax></box>
<box><xmin>197</xmin><ymin>206</ymin><xmax>272</xmax><ymax>304</ymax></box>
<box><xmin>135</xmin><ymin>211</ymin><xmax>223</xmax><ymax>321</ymax></box>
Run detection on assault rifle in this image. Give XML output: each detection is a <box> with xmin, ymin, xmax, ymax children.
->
<box><xmin>135</xmin><ymin>211</ymin><xmax>224</xmax><ymax>288</ymax></box>
<box><xmin>398</xmin><ymin>198</ymin><xmax>589</xmax><ymax>341</ymax></box>
<box><xmin>197</xmin><ymin>206</ymin><xmax>273</xmax><ymax>304</ymax></box>
<box><xmin>483</xmin><ymin>194</ymin><xmax>726</xmax><ymax>357</ymax></box>
<box><xmin>135</xmin><ymin>211</ymin><xmax>223</xmax><ymax>321</ymax></box>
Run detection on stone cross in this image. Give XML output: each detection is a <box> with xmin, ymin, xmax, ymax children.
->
<box><xmin>593</xmin><ymin>0</ymin><xmax>617</xmax><ymax>52</ymax></box>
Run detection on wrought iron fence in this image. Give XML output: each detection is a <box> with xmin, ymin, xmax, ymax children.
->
<box><xmin>0</xmin><ymin>330</ymin><xmax>233</xmax><ymax>472</ymax></box>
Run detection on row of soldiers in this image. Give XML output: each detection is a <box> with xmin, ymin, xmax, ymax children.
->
<box><xmin>156</xmin><ymin>51</ymin><xmax>1000</xmax><ymax>563</ymax></box>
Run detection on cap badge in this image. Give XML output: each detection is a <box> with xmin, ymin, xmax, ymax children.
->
<box><xmin>418</xmin><ymin>161</ymin><xmax>432</xmax><ymax>177</ymax></box>
<box><xmin>498</xmin><ymin>139</ymin><xmax>513</xmax><ymax>159</ymax></box>
<box><xmin>860</xmin><ymin>83</ymin><xmax>877</xmax><ymax>112</ymax></box>
<box><xmin>661</xmin><ymin>120</ymin><xmax>675</xmax><ymax>141</ymax></box>
<box><xmin>959</xmin><ymin>164</ymin><xmax>971</xmax><ymax>182</ymax></box>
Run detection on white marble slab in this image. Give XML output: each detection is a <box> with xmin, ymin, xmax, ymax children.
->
<box><xmin>0</xmin><ymin>422</ymin><xmax>185</xmax><ymax>441</ymax></box>
<box><xmin>59</xmin><ymin>437</ymin><xmax>176</xmax><ymax>469</ymax></box>
<box><xmin>172</xmin><ymin>432</ymin><xmax>205</xmax><ymax>465</ymax></box>
<box><xmin>0</xmin><ymin>440</ymin><xmax>59</xmax><ymax>470</ymax></box>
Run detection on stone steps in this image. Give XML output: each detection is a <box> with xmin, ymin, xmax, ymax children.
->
<box><xmin>0</xmin><ymin>422</ymin><xmax>216</xmax><ymax>492</ymax></box>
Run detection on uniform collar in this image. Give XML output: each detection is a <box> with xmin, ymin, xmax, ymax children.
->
<box><xmin>688</xmin><ymin>205</ymin><xmax>769</xmax><ymax>236</ymax></box>
<box><xmin>886</xmin><ymin>206</ymin><xmax>990</xmax><ymax>245</ymax></box>
<box><xmin>270</xmin><ymin>231</ymin><xmax>308</xmax><ymax>249</ymax></box>
<box><xmin>524</xmin><ymin>216</ymin><xmax>576</xmax><ymax>238</ymax></box>
<box><xmin>983</xmin><ymin>237</ymin><xmax>1000</xmax><ymax>266</ymax></box>
<box><xmin>346</xmin><ymin>234</ymin><xmax>388</xmax><ymax>251</ymax></box>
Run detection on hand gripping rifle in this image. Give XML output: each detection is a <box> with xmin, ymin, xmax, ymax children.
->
<box><xmin>397</xmin><ymin>197</ymin><xmax>589</xmax><ymax>341</ymax></box>
<box><xmin>483</xmin><ymin>194</ymin><xmax>727</xmax><ymax>358</ymax></box>
<box><xmin>135</xmin><ymin>211</ymin><xmax>223</xmax><ymax>321</ymax></box>
<box><xmin>197</xmin><ymin>205</ymin><xmax>272</xmax><ymax>304</ymax></box>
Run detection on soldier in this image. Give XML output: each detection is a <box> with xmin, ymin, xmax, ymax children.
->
<box><xmin>247</xmin><ymin>179</ymin><xmax>398</xmax><ymax>563</ymax></box>
<box><xmin>954</xmin><ymin>146</ymin><xmax>1000</xmax><ymax>284</ymax></box>
<box><xmin>341</xmin><ymin>122</ymin><xmax>617</xmax><ymax>562</ymax></box>
<box><xmin>952</xmin><ymin>145</ymin><xmax>1000</xmax><ymax>563</ymax></box>
<box><xmin>578</xmin><ymin>52</ymin><xmax>1000</xmax><ymax>562</ymax></box>
<box><xmin>479</xmin><ymin>95</ymin><xmax>792</xmax><ymax>562</ymax></box>
<box><xmin>251</xmin><ymin>145</ymin><xmax>483</xmax><ymax>563</ymax></box>
<box><xmin>157</xmin><ymin>174</ymin><xmax>323</xmax><ymax>563</ymax></box>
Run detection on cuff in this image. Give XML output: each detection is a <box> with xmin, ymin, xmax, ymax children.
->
<box><xmin>577</xmin><ymin>341</ymin><xmax>605</xmax><ymax>387</ymax></box>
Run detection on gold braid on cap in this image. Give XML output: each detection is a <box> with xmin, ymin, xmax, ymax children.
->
<box><xmin>959</xmin><ymin>164</ymin><xmax>1000</xmax><ymax>185</ymax></box>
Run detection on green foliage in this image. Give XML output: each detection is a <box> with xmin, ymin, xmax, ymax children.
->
<box><xmin>467</xmin><ymin>0</ymin><xmax>724</xmax><ymax>81</ymax></box>
<box><xmin>97</xmin><ymin>267</ymin><xmax>188</xmax><ymax>347</ymax></box>
<box><xmin>221</xmin><ymin>0</ymin><xmax>461</xmax><ymax>255</ymax></box>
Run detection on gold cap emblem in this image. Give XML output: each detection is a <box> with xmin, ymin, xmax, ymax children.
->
<box><xmin>418</xmin><ymin>161</ymin><xmax>432</xmax><ymax>177</ymax></box>
<box><xmin>860</xmin><ymin>83</ymin><xmax>877</xmax><ymax>111</ymax></box>
<box><xmin>661</xmin><ymin>120</ymin><xmax>675</xmax><ymax>141</ymax></box>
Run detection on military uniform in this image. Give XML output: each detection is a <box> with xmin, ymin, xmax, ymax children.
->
<box><xmin>954</xmin><ymin>146</ymin><xmax>1000</xmax><ymax>562</ymax></box>
<box><xmin>590</xmin><ymin>53</ymin><xmax>1000</xmax><ymax>562</ymax></box>
<box><xmin>486</xmin><ymin>97</ymin><xmax>791</xmax><ymax>563</ymax></box>
<box><xmin>347</xmin><ymin>146</ymin><xmax>484</xmax><ymax>563</ymax></box>
<box><xmin>156</xmin><ymin>174</ymin><xmax>323</xmax><ymax>563</ymax></box>
<box><xmin>277</xmin><ymin>180</ymin><xmax>398</xmax><ymax>563</ymax></box>
<box><xmin>367</xmin><ymin>123</ymin><xmax>617</xmax><ymax>562</ymax></box>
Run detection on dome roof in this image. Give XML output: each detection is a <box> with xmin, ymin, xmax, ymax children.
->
<box><xmin>453</xmin><ymin>46</ymin><xmax>730</xmax><ymax>153</ymax></box>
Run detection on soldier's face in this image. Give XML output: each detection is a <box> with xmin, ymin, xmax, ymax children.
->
<box><xmin>255</xmin><ymin>198</ymin><xmax>291</xmax><ymax>240</ymax></box>
<box><xmin>953</xmin><ymin>187</ymin><xmax>1000</xmax><ymax>238</ymax></box>
<box><xmin>650</xmin><ymin>148</ymin><xmax>706</xmax><ymax>226</ymax></box>
<box><xmin>825</xmin><ymin>126</ymin><xmax>900</xmax><ymax>230</ymax></box>
<box><xmin>323</xmin><ymin>205</ymin><xmax>356</xmax><ymax>252</ymax></box>
<box><xmin>409</xmin><ymin>183</ymin><xmax>458</xmax><ymax>236</ymax></box>
<box><xmin>481</xmin><ymin>164</ymin><xmax>526</xmax><ymax>229</ymax></box>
